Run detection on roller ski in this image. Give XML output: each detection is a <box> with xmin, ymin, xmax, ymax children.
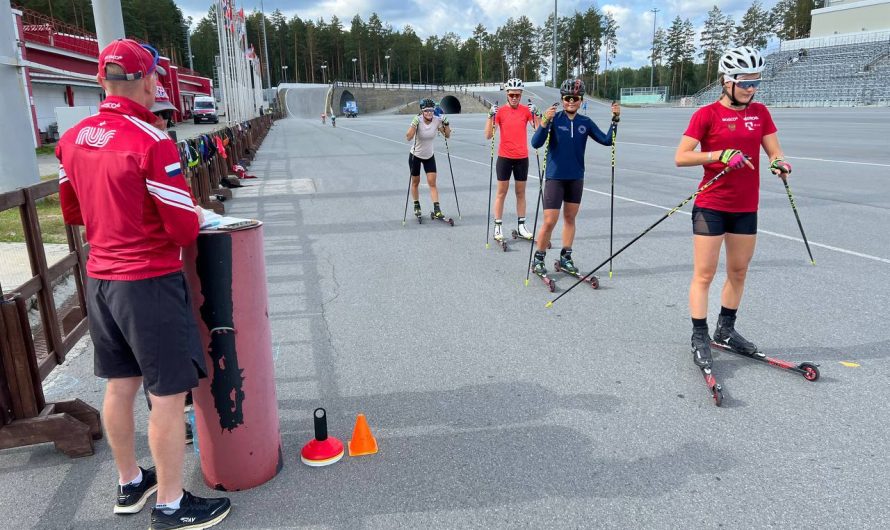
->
<box><xmin>692</xmin><ymin>327</ymin><xmax>723</xmax><ymax>407</ymax></box>
<box><xmin>430</xmin><ymin>205</ymin><xmax>454</xmax><ymax>226</ymax></box>
<box><xmin>552</xmin><ymin>250</ymin><xmax>599</xmax><ymax>289</ymax></box>
<box><xmin>492</xmin><ymin>222</ymin><xmax>507</xmax><ymax>251</ymax></box>
<box><xmin>710</xmin><ymin>315</ymin><xmax>819</xmax><ymax>381</ymax></box>
<box><xmin>530</xmin><ymin>252</ymin><xmax>556</xmax><ymax>292</ymax></box>
<box><xmin>413</xmin><ymin>203</ymin><xmax>423</xmax><ymax>224</ymax></box>
<box><xmin>510</xmin><ymin>228</ymin><xmax>551</xmax><ymax>248</ymax></box>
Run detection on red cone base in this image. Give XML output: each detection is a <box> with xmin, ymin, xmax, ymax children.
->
<box><xmin>301</xmin><ymin>437</ymin><xmax>344</xmax><ymax>467</ymax></box>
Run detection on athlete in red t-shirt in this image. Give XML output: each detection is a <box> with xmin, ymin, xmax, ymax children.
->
<box><xmin>675</xmin><ymin>46</ymin><xmax>793</xmax><ymax>369</ymax></box>
<box><xmin>484</xmin><ymin>78</ymin><xmax>540</xmax><ymax>242</ymax></box>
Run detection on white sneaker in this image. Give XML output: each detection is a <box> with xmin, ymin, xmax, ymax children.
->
<box><xmin>494</xmin><ymin>223</ymin><xmax>504</xmax><ymax>241</ymax></box>
<box><xmin>517</xmin><ymin>224</ymin><xmax>533</xmax><ymax>239</ymax></box>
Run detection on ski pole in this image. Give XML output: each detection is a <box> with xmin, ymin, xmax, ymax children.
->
<box><xmin>401</xmin><ymin>172</ymin><xmax>412</xmax><ymax>225</ymax></box>
<box><xmin>609</xmin><ymin>106</ymin><xmax>618</xmax><ymax>279</ymax></box>
<box><xmin>546</xmin><ymin>165</ymin><xmax>735</xmax><ymax>308</ymax></box>
<box><xmin>485</xmin><ymin>101</ymin><xmax>497</xmax><ymax>248</ymax></box>
<box><xmin>779</xmin><ymin>174</ymin><xmax>815</xmax><ymax>265</ymax></box>
<box><xmin>403</xmin><ymin>121</ymin><xmax>420</xmax><ymax>225</ymax></box>
<box><xmin>443</xmin><ymin>135</ymin><xmax>462</xmax><ymax>219</ymax></box>
<box><xmin>525</xmin><ymin>126</ymin><xmax>552</xmax><ymax>286</ymax></box>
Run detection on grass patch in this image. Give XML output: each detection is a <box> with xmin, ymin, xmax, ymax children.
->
<box><xmin>0</xmin><ymin>192</ymin><xmax>68</xmax><ymax>244</ymax></box>
<box><xmin>35</xmin><ymin>145</ymin><xmax>56</xmax><ymax>156</ymax></box>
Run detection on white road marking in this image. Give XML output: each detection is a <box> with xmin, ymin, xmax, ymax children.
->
<box><xmin>337</xmin><ymin>123</ymin><xmax>890</xmax><ymax>265</ymax></box>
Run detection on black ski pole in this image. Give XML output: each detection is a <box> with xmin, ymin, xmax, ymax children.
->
<box><xmin>546</xmin><ymin>165</ymin><xmax>735</xmax><ymax>308</ymax></box>
<box><xmin>401</xmin><ymin>172</ymin><xmax>412</xmax><ymax>225</ymax></box>
<box><xmin>609</xmin><ymin>105</ymin><xmax>619</xmax><ymax>279</ymax></box>
<box><xmin>525</xmin><ymin>124</ymin><xmax>553</xmax><ymax>286</ymax></box>
<box><xmin>443</xmin><ymin>135</ymin><xmax>461</xmax><ymax>220</ymax></box>
<box><xmin>403</xmin><ymin>118</ymin><xmax>420</xmax><ymax>225</ymax></box>
<box><xmin>485</xmin><ymin>101</ymin><xmax>497</xmax><ymax>248</ymax></box>
<box><xmin>779</xmin><ymin>174</ymin><xmax>815</xmax><ymax>265</ymax></box>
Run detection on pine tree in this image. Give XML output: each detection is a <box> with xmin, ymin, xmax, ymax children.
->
<box><xmin>736</xmin><ymin>1</ymin><xmax>772</xmax><ymax>49</ymax></box>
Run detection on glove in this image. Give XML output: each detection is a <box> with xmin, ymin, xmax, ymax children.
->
<box><xmin>488</xmin><ymin>104</ymin><xmax>497</xmax><ymax>117</ymax></box>
<box><xmin>612</xmin><ymin>114</ymin><xmax>620</xmax><ymax>123</ymax></box>
<box><xmin>441</xmin><ymin>116</ymin><xmax>449</xmax><ymax>126</ymax></box>
<box><xmin>411</xmin><ymin>115</ymin><xmax>420</xmax><ymax>128</ymax></box>
<box><xmin>770</xmin><ymin>158</ymin><xmax>792</xmax><ymax>175</ymax></box>
<box><xmin>718</xmin><ymin>149</ymin><xmax>747</xmax><ymax>169</ymax></box>
<box><xmin>528</xmin><ymin>104</ymin><xmax>538</xmax><ymax>116</ymax></box>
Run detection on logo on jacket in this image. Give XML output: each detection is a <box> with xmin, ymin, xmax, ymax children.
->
<box><xmin>75</xmin><ymin>127</ymin><xmax>116</xmax><ymax>148</ymax></box>
<box><xmin>727</xmin><ymin>123</ymin><xmax>736</xmax><ymax>132</ymax></box>
<box><xmin>577</xmin><ymin>125</ymin><xmax>587</xmax><ymax>135</ymax></box>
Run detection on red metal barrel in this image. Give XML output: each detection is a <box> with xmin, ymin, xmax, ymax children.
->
<box><xmin>183</xmin><ymin>223</ymin><xmax>282</xmax><ymax>491</ymax></box>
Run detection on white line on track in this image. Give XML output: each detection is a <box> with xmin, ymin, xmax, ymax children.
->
<box><xmin>337</xmin><ymin>123</ymin><xmax>890</xmax><ymax>265</ymax></box>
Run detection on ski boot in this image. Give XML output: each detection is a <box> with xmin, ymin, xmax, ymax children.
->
<box><xmin>530</xmin><ymin>251</ymin><xmax>555</xmax><ymax>292</ymax></box>
<box><xmin>493</xmin><ymin>221</ymin><xmax>507</xmax><ymax>251</ymax></box>
<box><xmin>516</xmin><ymin>223</ymin><xmax>534</xmax><ymax>240</ymax></box>
<box><xmin>413</xmin><ymin>202</ymin><xmax>423</xmax><ymax>223</ymax></box>
<box><xmin>558</xmin><ymin>252</ymin><xmax>579</xmax><ymax>275</ymax></box>
<box><xmin>713</xmin><ymin>314</ymin><xmax>764</xmax><ymax>358</ymax></box>
<box><xmin>691</xmin><ymin>326</ymin><xmax>714</xmax><ymax>369</ymax></box>
<box><xmin>431</xmin><ymin>205</ymin><xmax>454</xmax><ymax>226</ymax></box>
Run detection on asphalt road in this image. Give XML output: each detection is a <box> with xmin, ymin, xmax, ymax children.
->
<box><xmin>3</xmin><ymin>93</ymin><xmax>889</xmax><ymax>529</ymax></box>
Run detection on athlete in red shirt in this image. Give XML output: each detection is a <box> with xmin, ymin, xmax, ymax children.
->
<box><xmin>57</xmin><ymin>39</ymin><xmax>230</xmax><ymax>529</ymax></box>
<box><xmin>674</xmin><ymin>46</ymin><xmax>793</xmax><ymax>369</ymax></box>
<box><xmin>485</xmin><ymin>78</ymin><xmax>540</xmax><ymax>242</ymax></box>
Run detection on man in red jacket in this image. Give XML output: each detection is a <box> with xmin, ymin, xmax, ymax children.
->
<box><xmin>56</xmin><ymin>39</ymin><xmax>230</xmax><ymax>530</ymax></box>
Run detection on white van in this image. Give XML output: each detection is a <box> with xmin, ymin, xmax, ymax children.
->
<box><xmin>193</xmin><ymin>96</ymin><xmax>219</xmax><ymax>124</ymax></box>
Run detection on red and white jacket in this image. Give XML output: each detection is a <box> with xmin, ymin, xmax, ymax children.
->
<box><xmin>57</xmin><ymin>96</ymin><xmax>199</xmax><ymax>280</ymax></box>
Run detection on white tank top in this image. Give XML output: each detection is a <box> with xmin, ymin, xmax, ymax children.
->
<box><xmin>410</xmin><ymin>116</ymin><xmax>442</xmax><ymax>159</ymax></box>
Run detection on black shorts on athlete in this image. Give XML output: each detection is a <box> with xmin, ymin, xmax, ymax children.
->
<box><xmin>409</xmin><ymin>153</ymin><xmax>437</xmax><ymax>176</ymax></box>
<box><xmin>87</xmin><ymin>271</ymin><xmax>206</xmax><ymax>396</ymax></box>
<box><xmin>692</xmin><ymin>205</ymin><xmax>758</xmax><ymax>236</ymax></box>
<box><xmin>543</xmin><ymin>179</ymin><xmax>584</xmax><ymax>209</ymax></box>
<box><xmin>496</xmin><ymin>157</ymin><xmax>529</xmax><ymax>182</ymax></box>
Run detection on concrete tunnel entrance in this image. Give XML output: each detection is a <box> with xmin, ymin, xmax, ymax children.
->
<box><xmin>438</xmin><ymin>95</ymin><xmax>461</xmax><ymax>114</ymax></box>
<box><xmin>338</xmin><ymin>90</ymin><xmax>356</xmax><ymax>116</ymax></box>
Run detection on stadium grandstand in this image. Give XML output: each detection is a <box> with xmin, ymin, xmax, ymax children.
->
<box><xmin>694</xmin><ymin>0</ymin><xmax>890</xmax><ymax>107</ymax></box>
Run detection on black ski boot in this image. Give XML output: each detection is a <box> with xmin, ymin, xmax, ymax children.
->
<box><xmin>413</xmin><ymin>201</ymin><xmax>422</xmax><ymax>219</ymax></box>
<box><xmin>691</xmin><ymin>326</ymin><xmax>713</xmax><ymax>368</ymax></box>
<box><xmin>713</xmin><ymin>314</ymin><xmax>763</xmax><ymax>357</ymax></box>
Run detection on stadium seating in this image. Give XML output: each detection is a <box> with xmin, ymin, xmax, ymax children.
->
<box><xmin>693</xmin><ymin>39</ymin><xmax>890</xmax><ymax>107</ymax></box>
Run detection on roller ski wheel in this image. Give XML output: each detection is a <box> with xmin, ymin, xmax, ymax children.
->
<box><xmin>414</xmin><ymin>207</ymin><xmax>423</xmax><ymax>224</ymax></box>
<box><xmin>493</xmin><ymin>237</ymin><xmax>507</xmax><ymax>251</ymax></box>
<box><xmin>553</xmin><ymin>261</ymin><xmax>599</xmax><ymax>289</ymax></box>
<box><xmin>430</xmin><ymin>212</ymin><xmax>454</xmax><ymax>226</ymax></box>
<box><xmin>701</xmin><ymin>367</ymin><xmax>723</xmax><ymax>407</ymax></box>
<box><xmin>710</xmin><ymin>342</ymin><xmax>820</xmax><ymax>382</ymax></box>
<box><xmin>511</xmin><ymin>230</ymin><xmax>551</xmax><ymax>248</ymax></box>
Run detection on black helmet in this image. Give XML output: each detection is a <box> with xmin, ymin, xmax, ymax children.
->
<box><xmin>419</xmin><ymin>98</ymin><xmax>436</xmax><ymax>110</ymax></box>
<box><xmin>560</xmin><ymin>78</ymin><xmax>585</xmax><ymax>97</ymax></box>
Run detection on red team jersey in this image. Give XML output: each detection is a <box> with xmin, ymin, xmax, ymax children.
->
<box><xmin>494</xmin><ymin>104</ymin><xmax>535</xmax><ymax>159</ymax></box>
<box><xmin>57</xmin><ymin>96</ymin><xmax>199</xmax><ymax>280</ymax></box>
<box><xmin>683</xmin><ymin>101</ymin><xmax>777</xmax><ymax>212</ymax></box>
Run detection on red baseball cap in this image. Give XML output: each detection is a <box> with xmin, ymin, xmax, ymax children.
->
<box><xmin>151</xmin><ymin>80</ymin><xmax>177</xmax><ymax>113</ymax></box>
<box><xmin>98</xmin><ymin>38</ymin><xmax>166</xmax><ymax>80</ymax></box>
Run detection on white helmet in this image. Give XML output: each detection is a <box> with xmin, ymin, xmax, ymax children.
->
<box><xmin>718</xmin><ymin>46</ymin><xmax>765</xmax><ymax>79</ymax></box>
<box><xmin>504</xmin><ymin>78</ymin><xmax>524</xmax><ymax>90</ymax></box>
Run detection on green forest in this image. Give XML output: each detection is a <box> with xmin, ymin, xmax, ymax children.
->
<box><xmin>18</xmin><ymin>0</ymin><xmax>821</xmax><ymax>99</ymax></box>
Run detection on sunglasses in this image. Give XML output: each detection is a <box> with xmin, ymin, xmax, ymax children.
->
<box><xmin>422</xmin><ymin>108</ymin><xmax>434</xmax><ymax>112</ymax></box>
<box><xmin>562</xmin><ymin>95</ymin><xmax>582</xmax><ymax>103</ymax></box>
<box><xmin>730</xmin><ymin>78</ymin><xmax>762</xmax><ymax>89</ymax></box>
<box><xmin>506</xmin><ymin>93</ymin><xmax>522</xmax><ymax>99</ymax></box>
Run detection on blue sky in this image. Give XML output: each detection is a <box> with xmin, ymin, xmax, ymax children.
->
<box><xmin>176</xmin><ymin>0</ymin><xmax>781</xmax><ymax>70</ymax></box>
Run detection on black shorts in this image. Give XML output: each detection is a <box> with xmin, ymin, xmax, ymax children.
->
<box><xmin>692</xmin><ymin>206</ymin><xmax>758</xmax><ymax>236</ymax></box>
<box><xmin>496</xmin><ymin>157</ymin><xmax>529</xmax><ymax>182</ymax></box>
<box><xmin>543</xmin><ymin>179</ymin><xmax>584</xmax><ymax>210</ymax></box>
<box><xmin>409</xmin><ymin>153</ymin><xmax>437</xmax><ymax>176</ymax></box>
<box><xmin>87</xmin><ymin>272</ymin><xmax>206</xmax><ymax>396</ymax></box>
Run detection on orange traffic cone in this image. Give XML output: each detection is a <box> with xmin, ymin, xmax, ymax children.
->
<box><xmin>348</xmin><ymin>413</ymin><xmax>378</xmax><ymax>457</ymax></box>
